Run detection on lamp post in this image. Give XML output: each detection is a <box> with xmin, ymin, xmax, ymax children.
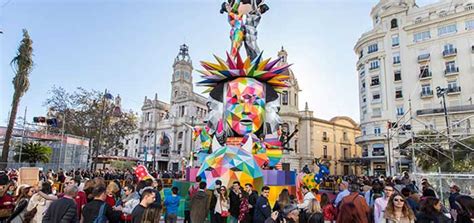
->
<box><xmin>436</xmin><ymin>86</ymin><xmax>455</xmax><ymax>163</ymax></box>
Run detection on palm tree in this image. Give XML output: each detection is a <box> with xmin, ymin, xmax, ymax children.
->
<box><xmin>1</xmin><ymin>29</ymin><xmax>34</xmax><ymax>169</ymax></box>
<box><xmin>13</xmin><ymin>142</ymin><xmax>52</xmax><ymax>167</ymax></box>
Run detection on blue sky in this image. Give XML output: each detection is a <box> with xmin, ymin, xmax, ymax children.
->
<box><xmin>0</xmin><ymin>0</ymin><xmax>434</xmax><ymax>125</ymax></box>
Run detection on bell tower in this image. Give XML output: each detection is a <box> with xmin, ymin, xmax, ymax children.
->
<box><xmin>171</xmin><ymin>44</ymin><xmax>193</xmax><ymax>104</ymax></box>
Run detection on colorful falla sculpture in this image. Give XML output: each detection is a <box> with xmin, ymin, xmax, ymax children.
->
<box><xmin>192</xmin><ymin>0</ymin><xmax>292</xmax><ymax>189</ymax></box>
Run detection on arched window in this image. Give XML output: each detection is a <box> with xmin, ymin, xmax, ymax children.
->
<box><xmin>282</xmin><ymin>91</ymin><xmax>289</xmax><ymax>105</ymax></box>
<box><xmin>178</xmin><ymin>131</ymin><xmax>184</xmax><ymax>140</ymax></box>
<box><xmin>391</xmin><ymin>18</ymin><xmax>398</xmax><ymax>28</ymax></box>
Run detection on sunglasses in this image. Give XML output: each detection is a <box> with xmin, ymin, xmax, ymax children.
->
<box><xmin>394</xmin><ymin>198</ymin><xmax>405</xmax><ymax>202</ymax></box>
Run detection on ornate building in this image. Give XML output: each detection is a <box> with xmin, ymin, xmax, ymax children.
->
<box><xmin>137</xmin><ymin>45</ymin><xmax>361</xmax><ymax>175</ymax></box>
<box><xmin>354</xmin><ymin>0</ymin><xmax>474</xmax><ymax>176</ymax></box>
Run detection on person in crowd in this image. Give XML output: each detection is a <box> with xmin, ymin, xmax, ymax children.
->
<box><xmin>229</xmin><ymin>181</ymin><xmax>242</xmax><ymax>223</ymax></box>
<box><xmin>421</xmin><ymin>188</ymin><xmax>437</xmax><ymax>201</ymax></box>
<box><xmin>105</xmin><ymin>181</ymin><xmax>120</xmax><ymax>207</ymax></box>
<box><xmin>273</xmin><ymin>189</ymin><xmax>290</xmax><ymax>212</ymax></box>
<box><xmin>83</xmin><ymin>179</ymin><xmax>95</xmax><ymax>203</ymax></box>
<box><xmin>298</xmin><ymin>186</ymin><xmax>316</xmax><ymax>210</ymax></box>
<box><xmin>338</xmin><ymin>183</ymin><xmax>370</xmax><ymax>223</ymax></box>
<box><xmin>305</xmin><ymin>199</ymin><xmax>324</xmax><ymax>223</ymax></box>
<box><xmin>7</xmin><ymin>186</ymin><xmax>33</xmax><ymax>223</ymax></box>
<box><xmin>382</xmin><ymin>194</ymin><xmax>415</xmax><ymax>223</ymax></box>
<box><xmin>43</xmin><ymin>185</ymin><xmax>78</xmax><ymax>223</ymax></box>
<box><xmin>183</xmin><ymin>194</ymin><xmax>191</xmax><ymax>223</ymax></box>
<box><xmin>334</xmin><ymin>181</ymin><xmax>349</xmax><ymax>207</ymax></box>
<box><xmin>254</xmin><ymin>186</ymin><xmax>271</xmax><ymax>223</ymax></box>
<box><xmin>238</xmin><ymin>188</ymin><xmax>250</xmax><ymax>222</ymax></box>
<box><xmin>164</xmin><ymin>187</ymin><xmax>180</xmax><ymax>223</ymax></box>
<box><xmin>140</xmin><ymin>206</ymin><xmax>162</xmax><ymax>223</ymax></box>
<box><xmin>416</xmin><ymin>196</ymin><xmax>450</xmax><ymax>223</ymax></box>
<box><xmin>26</xmin><ymin>181</ymin><xmax>57</xmax><ymax>223</ymax></box>
<box><xmin>213</xmin><ymin>185</ymin><xmax>230</xmax><ymax>223</ymax></box>
<box><xmin>374</xmin><ymin>184</ymin><xmax>395</xmax><ymax>222</ymax></box>
<box><xmin>454</xmin><ymin>195</ymin><xmax>473</xmax><ymax>223</ymax></box>
<box><xmin>244</xmin><ymin>183</ymin><xmax>258</xmax><ymax>223</ymax></box>
<box><xmin>6</xmin><ymin>184</ymin><xmax>16</xmax><ymax>197</ymax></box>
<box><xmin>82</xmin><ymin>185</ymin><xmax>121</xmax><ymax>223</ymax></box>
<box><xmin>188</xmin><ymin>176</ymin><xmax>201</xmax><ymax>199</ymax></box>
<box><xmin>190</xmin><ymin>181</ymin><xmax>209</xmax><ymax>223</ymax></box>
<box><xmin>210</xmin><ymin>180</ymin><xmax>222</xmax><ymax>223</ymax></box>
<box><xmin>401</xmin><ymin>187</ymin><xmax>419</xmax><ymax>214</ymax></box>
<box><xmin>117</xmin><ymin>184</ymin><xmax>140</xmax><ymax>222</ymax></box>
<box><xmin>366</xmin><ymin>180</ymin><xmax>384</xmax><ymax>208</ymax></box>
<box><xmin>336</xmin><ymin>202</ymin><xmax>364</xmax><ymax>223</ymax></box>
<box><xmin>282</xmin><ymin>204</ymin><xmax>300</xmax><ymax>223</ymax></box>
<box><xmin>131</xmin><ymin>188</ymin><xmax>156</xmax><ymax>223</ymax></box>
<box><xmin>320</xmin><ymin>193</ymin><xmax>336</xmax><ymax>223</ymax></box>
<box><xmin>448</xmin><ymin>184</ymin><xmax>461</xmax><ymax>220</ymax></box>
<box><xmin>0</xmin><ymin>184</ymin><xmax>14</xmax><ymax>222</ymax></box>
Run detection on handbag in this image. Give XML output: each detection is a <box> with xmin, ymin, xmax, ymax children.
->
<box><xmin>219</xmin><ymin>198</ymin><xmax>230</xmax><ymax>217</ymax></box>
<box><xmin>0</xmin><ymin>208</ymin><xmax>12</xmax><ymax>218</ymax></box>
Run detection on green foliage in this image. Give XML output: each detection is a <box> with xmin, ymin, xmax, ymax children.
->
<box><xmin>43</xmin><ymin>86</ymin><xmax>137</xmax><ymax>154</ymax></box>
<box><xmin>110</xmin><ymin>160</ymin><xmax>135</xmax><ymax>170</ymax></box>
<box><xmin>13</xmin><ymin>142</ymin><xmax>52</xmax><ymax>167</ymax></box>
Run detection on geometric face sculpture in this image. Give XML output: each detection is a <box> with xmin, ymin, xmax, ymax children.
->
<box><xmin>225</xmin><ymin>77</ymin><xmax>265</xmax><ymax>135</ymax></box>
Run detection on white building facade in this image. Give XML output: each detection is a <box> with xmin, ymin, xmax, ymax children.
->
<box><xmin>354</xmin><ymin>0</ymin><xmax>474</xmax><ymax>176</ymax></box>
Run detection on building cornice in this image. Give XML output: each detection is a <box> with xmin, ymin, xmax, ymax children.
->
<box><xmin>354</xmin><ymin>31</ymin><xmax>386</xmax><ymax>52</ymax></box>
<box><xmin>404</xmin><ymin>10</ymin><xmax>474</xmax><ymax>31</ymax></box>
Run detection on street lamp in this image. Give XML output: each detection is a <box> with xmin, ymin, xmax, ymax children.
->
<box><xmin>436</xmin><ymin>86</ymin><xmax>455</xmax><ymax>162</ymax></box>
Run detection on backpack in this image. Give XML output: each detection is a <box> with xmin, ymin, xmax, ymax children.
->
<box><xmin>93</xmin><ymin>203</ymin><xmax>107</xmax><ymax>223</ymax></box>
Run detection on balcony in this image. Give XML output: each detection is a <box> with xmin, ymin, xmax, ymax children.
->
<box><xmin>417</xmin><ymin>53</ymin><xmax>430</xmax><ymax>63</ymax></box>
<box><xmin>370</xmin><ymin>81</ymin><xmax>380</xmax><ymax>87</ymax></box>
<box><xmin>419</xmin><ymin>71</ymin><xmax>432</xmax><ymax>79</ymax></box>
<box><xmin>447</xmin><ymin>86</ymin><xmax>461</xmax><ymax>95</ymax></box>
<box><xmin>445</xmin><ymin>67</ymin><xmax>459</xmax><ymax>76</ymax></box>
<box><xmin>420</xmin><ymin>90</ymin><xmax>433</xmax><ymax>98</ymax></box>
<box><xmin>372</xmin><ymin>150</ymin><xmax>385</xmax><ymax>156</ymax></box>
<box><xmin>355</xmin><ymin>134</ymin><xmax>386</xmax><ymax>144</ymax></box>
<box><xmin>443</xmin><ymin>48</ymin><xmax>457</xmax><ymax>57</ymax></box>
<box><xmin>369</xmin><ymin>66</ymin><xmax>380</xmax><ymax>71</ymax></box>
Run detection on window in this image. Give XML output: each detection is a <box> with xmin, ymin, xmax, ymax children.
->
<box><xmin>413</xmin><ymin>31</ymin><xmax>431</xmax><ymax>42</ymax></box>
<box><xmin>391</xmin><ymin>18</ymin><xmax>398</xmax><ymax>29</ymax></box>
<box><xmin>395</xmin><ymin>88</ymin><xmax>403</xmax><ymax>99</ymax></box>
<box><xmin>369</xmin><ymin>60</ymin><xmax>380</xmax><ymax>70</ymax></box>
<box><xmin>443</xmin><ymin>44</ymin><xmax>456</xmax><ymax>56</ymax></box>
<box><xmin>359</xmin><ymin>70</ymin><xmax>365</xmax><ymax>76</ymax></box>
<box><xmin>178</xmin><ymin>132</ymin><xmax>183</xmax><ymax>140</ymax></box>
<box><xmin>373</xmin><ymin>108</ymin><xmax>382</xmax><ymax>117</ymax></box>
<box><xmin>448</xmin><ymin>80</ymin><xmax>459</xmax><ymax>93</ymax></box>
<box><xmin>146</xmin><ymin>112</ymin><xmax>152</xmax><ymax>121</ymax></box>
<box><xmin>323</xmin><ymin>145</ymin><xmax>328</xmax><ymax>158</ymax></box>
<box><xmin>446</xmin><ymin>61</ymin><xmax>457</xmax><ymax>72</ymax></box>
<box><xmin>394</xmin><ymin>71</ymin><xmax>402</xmax><ymax>81</ymax></box>
<box><xmin>373</xmin><ymin>144</ymin><xmax>385</xmax><ymax>156</ymax></box>
<box><xmin>396</xmin><ymin>106</ymin><xmax>404</xmax><ymax>116</ymax></box>
<box><xmin>371</xmin><ymin>76</ymin><xmax>380</xmax><ymax>86</ymax></box>
<box><xmin>125</xmin><ymin>140</ymin><xmax>129</xmax><ymax>145</ymax></box>
<box><xmin>135</xmin><ymin>139</ymin><xmax>139</xmax><ymax>144</ymax></box>
<box><xmin>343</xmin><ymin>148</ymin><xmax>349</xmax><ymax>159</ymax></box>
<box><xmin>392</xmin><ymin>35</ymin><xmax>400</xmax><ymax>47</ymax></box>
<box><xmin>362</xmin><ymin>96</ymin><xmax>367</xmax><ymax>103</ymax></box>
<box><xmin>322</xmin><ymin>132</ymin><xmax>328</xmax><ymax>141</ymax></box>
<box><xmin>466</xmin><ymin>20</ymin><xmax>474</xmax><ymax>30</ymax></box>
<box><xmin>374</xmin><ymin>127</ymin><xmax>381</xmax><ymax>136</ymax></box>
<box><xmin>361</xmin><ymin>80</ymin><xmax>366</xmax><ymax>89</ymax></box>
<box><xmin>359</xmin><ymin>50</ymin><xmax>364</xmax><ymax>59</ymax></box>
<box><xmin>466</xmin><ymin>3</ymin><xmax>474</xmax><ymax>11</ymax></box>
<box><xmin>177</xmin><ymin>144</ymin><xmax>182</xmax><ymax>154</ymax></box>
<box><xmin>368</xmin><ymin>44</ymin><xmax>378</xmax><ymax>53</ymax></box>
<box><xmin>420</xmin><ymin>65</ymin><xmax>430</xmax><ymax>78</ymax></box>
<box><xmin>282</xmin><ymin>91</ymin><xmax>289</xmax><ymax>105</ymax></box>
<box><xmin>343</xmin><ymin>132</ymin><xmax>348</xmax><ymax>140</ymax></box>
<box><xmin>362</xmin><ymin>127</ymin><xmax>366</xmax><ymax>136</ymax></box>
<box><xmin>179</xmin><ymin>106</ymin><xmax>185</xmax><ymax>117</ymax></box>
<box><xmin>421</xmin><ymin>84</ymin><xmax>432</xmax><ymax>96</ymax></box>
<box><xmin>438</xmin><ymin>24</ymin><xmax>457</xmax><ymax>36</ymax></box>
<box><xmin>372</xmin><ymin>92</ymin><xmax>381</xmax><ymax>100</ymax></box>
<box><xmin>393</xmin><ymin>52</ymin><xmax>400</xmax><ymax>64</ymax></box>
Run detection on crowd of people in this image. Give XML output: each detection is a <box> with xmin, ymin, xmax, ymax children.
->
<box><xmin>0</xmin><ymin>168</ymin><xmax>472</xmax><ymax>223</ymax></box>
